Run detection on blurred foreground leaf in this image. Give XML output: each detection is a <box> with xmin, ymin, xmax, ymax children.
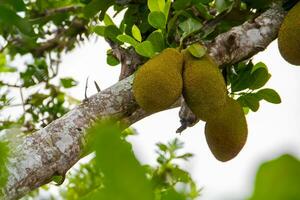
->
<box><xmin>0</xmin><ymin>141</ymin><xmax>9</xmax><ymax>196</ymax></box>
<box><xmin>84</xmin><ymin>120</ymin><xmax>154</xmax><ymax>200</ymax></box>
<box><xmin>249</xmin><ymin>154</ymin><xmax>300</xmax><ymax>200</ymax></box>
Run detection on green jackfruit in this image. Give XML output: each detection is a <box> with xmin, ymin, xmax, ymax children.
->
<box><xmin>133</xmin><ymin>48</ymin><xmax>183</xmax><ymax>113</ymax></box>
<box><xmin>278</xmin><ymin>2</ymin><xmax>300</xmax><ymax>65</ymax></box>
<box><xmin>205</xmin><ymin>98</ymin><xmax>248</xmax><ymax>162</ymax></box>
<box><xmin>182</xmin><ymin>51</ymin><xmax>227</xmax><ymax>121</ymax></box>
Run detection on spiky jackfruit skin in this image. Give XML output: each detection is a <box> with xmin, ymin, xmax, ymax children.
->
<box><xmin>278</xmin><ymin>2</ymin><xmax>300</xmax><ymax>65</ymax></box>
<box><xmin>133</xmin><ymin>48</ymin><xmax>183</xmax><ymax>113</ymax></box>
<box><xmin>182</xmin><ymin>51</ymin><xmax>227</xmax><ymax>121</ymax></box>
<box><xmin>205</xmin><ymin>98</ymin><xmax>248</xmax><ymax>162</ymax></box>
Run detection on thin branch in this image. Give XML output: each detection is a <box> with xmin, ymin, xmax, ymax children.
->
<box><xmin>1</xmin><ymin>83</ymin><xmax>22</xmax><ymax>88</ymax></box>
<box><xmin>107</xmin><ymin>40</ymin><xmax>144</xmax><ymax>80</ymax></box>
<box><xmin>43</xmin><ymin>6</ymin><xmax>82</xmax><ymax>17</ymax></box>
<box><xmin>19</xmin><ymin>88</ymin><xmax>26</xmax><ymax>114</ymax></box>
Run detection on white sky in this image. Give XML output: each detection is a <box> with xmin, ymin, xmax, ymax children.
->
<box><xmin>55</xmin><ymin>38</ymin><xmax>300</xmax><ymax>200</ymax></box>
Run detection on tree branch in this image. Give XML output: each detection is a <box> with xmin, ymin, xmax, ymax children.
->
<box><xmin>107</xmin><ymin>40</ymin><xmax>144</xmax><ymax>80</ymax></box>
<box><xmin>1</xmin><ymin>5</ymin><xmax>286</xmax><ymax>200</ymax></box>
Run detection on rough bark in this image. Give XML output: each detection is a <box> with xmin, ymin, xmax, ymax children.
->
<box><xmin>1</xmin><ymin>6</ymin><xmax>286</xmax><ymax>200</ymax></box>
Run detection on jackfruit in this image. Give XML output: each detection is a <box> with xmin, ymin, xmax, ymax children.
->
<box><xmin>182</xmin><ymin>51</ymin><xmax>227</xmax><ymax>121</ymax></box>
<box><xmin>278</xmin><ymin>2</ymin><xmax>300</xmax><ymax>65</ymax></box>
<box><xmin>133</xmin><ymin>48</ymin><xmax>183</xmax><ymax>113</ymax></box>
<box><xmin>204</xmin><ymin>98</ymin><xmax>248</xmax><ymax>162</ymax></box>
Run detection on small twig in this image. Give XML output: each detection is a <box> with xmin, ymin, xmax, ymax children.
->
<box><xmin>43</xmin><ymin>6</ymin><xmax>82</xmax><ymax>17</ymax></box>
<box><xmin>7</xmin><ymin>103</ymin><xmax>25</xmax><ymax>107</ymax></box>
<box><xmin>94</xmin><ymin>81</ymin><xmax>101</xmax><ymax>92</ymax></box>
<box><xmin>0</xmin><ymin>42</ymin><xmax>8</xmax><ymax>53</ymax></box>
<box><xmin>19</xmin><ymin>87</ymin><xmax>26</xmax><ymax>113</ymax></box>
<box><xmin>84</xmin><ymin>77</ymin><xmax>89</xmax><ymax>100</ymax></box>
<box><xmin>2</xmin><ymin>82</ymin><xmax>22</xmax><ymax>88</ymax></box>
<box><xmin>176</xmin><ymin>100</ymin><xmax>199</xmax><ymax>133</ymax></box>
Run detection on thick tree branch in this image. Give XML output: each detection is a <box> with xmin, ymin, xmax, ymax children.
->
<box><xmin>1</xmin><ymin>6</ymin><xmax>286</xmax><ymax>200</ymax></box>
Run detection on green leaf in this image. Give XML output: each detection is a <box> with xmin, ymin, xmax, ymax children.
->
<box><xmin>179</xmin><ymin>18</ymin><xmax>202</xmax><ymax>37</ymax></box>
<box><xmin>86</xmin><ymin>120</ymin><xmax>154</xmax><ymax>200</ymax></box>
<box><xmin>132</xmin><ymin>24</ymin><xmax>142</xmax><ymax>42</ymax></box>
<box><xmin>230</xmin><ymin>66</ymin><xmax>253</xmax><ymax>92</ymax></box>
<box><xmin>157</xmin><ymin>143</ymin><xmax>168</xmax><ymax>152</ymax></box>
<box><xmin>0</xmin><ymin>54</ymin><xmax>16</xmax><ymax>73</ymax></box>
<box><xmin>135</xmin><ymin>41</ymin><xmax>155</xmax><ymax>58</ymax></box>
<box><xmin>27</xmin><ymin>93</ymin><xmax>48</xmax><ymax>106</ymax></box>
<box><xmin>51</xmin><ymin>175</ymin><xmax>65</xmax><ymax>185</ymax></box>
<box><xmin>83</xmin><ymin>0</ymin><xmax>114</xmax><ymax>20</ymax></box>
<box><xmin>92</xmin><ymin>26</ymin><xmax>106</xmax><ymax>37</ymax></box>
<box><xmin>148</xmin><ymin>11</ymin><xmax>166</xmax><ymax>30</ymax></box>
<box><xmin>249</xmin><ymin>154</ymin><xmax>300</xmax><ymax>200</ymax></box>
<box><xmin>0</xmin><ymin>5</ymin><xmax>34</xmax><ymax>36</ymax></box>
<box><xmin>171</xmin><ymin>167</ymin><xmax>191</xmax><ymax>183</ymax></box>
<box><xmin>148</xmin><ymin>0</ymin><xmax>160</xmax><ymax>12</ymax></box>
<box><xmin>106</xmin><ymin>54</ymin><xmax>120</xmax><ymax>66</ymax></box>
<box><xmin>255</xmin><ymin>88</ymin><xmax>281</xmax><ymax>104</ymax></box>
<box><xmin>60</xmin><ymin>78</ymin><xmax>77</xmax><ymax>88</ymax></box>
<box><xmin>104</xmin><ymin>25</ymin><xmax>122</xmax><ymax>43</ymax></box>
<box><xmin>160</xmin><ymin>188</ymin><xmax>186</xmax><ymax>200</ymax></box>
<box><xmin>158</xmin><ymin>0</ymin><xmax>166</xmax><ymax>11</ymax></box>
<box><xmin>215</xmin><ymin>0</ymin><xmax>232</xmax><ymax>13</ymax></box>
<box><xmin>249</xmin><ymin>68</ymin><xmax>271</xmax><ymax>90</ymax></box>
<box><xmin>194</xmin><ymin>3</ymin><xmax>213</xmax><ymax>20</ymax></box>
<box><xmin>117</xmin><ymin>35</ymin><xmax>139</xmax><ymax>47</ymax></box>
<box><xmin>0</xmin><ymin>141</ymin><xmax>9</xmax><ymax>194</ymax></box>
<box><xmin>103</xmin><ymin>14</ymin><xmax>114</xmax><ymax>26</ymax></box>
<box><xmin>163</xmin><ymin>0</ymin><xmax>172</xmax><ymax>18</ymax></box>
<box><xmin>173</xmin><ymin>0</ymin><xmax>192</xmax><ymax>10</ymax></box>
<box><xmin>251</xmin><ymin>62</ymin><xmax>268</xmax><ymax>73</ymax></box>
<box><xmin>187</xmin><ymin>43</ymin><xmax>207</xmax><ymax>58</ymax></box>
<box><xmin>238</xmin><ymin>94</ymin><xmax>260</xmax><ymax>112</ymax></box>
<box><xmin>146</xmin><ymin>30</ymin><xmax>165</xmax><ymax>52</ymax></box>
<box><xmin>0</xmin><ymin>0</ymin><xmax>26</xmax><ymax>11</ymax></box>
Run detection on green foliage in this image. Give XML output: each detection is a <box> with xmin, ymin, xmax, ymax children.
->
<box><xmin>60</xmin><ymin>158</ymin><xmax>104</xmax><ymax>199</ymax></box>
<box><xmin>0</xmin><ymin>54</ymin><xmax>16</xmax><ymax>73</ymax></box>
<box><xmin>148</xmin><ymin>11</ymin><xmax>166</xmax><ymax>30</ymax></box>
<box><xmin>226</xmin><ymin>61</ymin><xmax>281</xmax><ymax>113</ymax></box>
<box><xmin>60</xmin><ymin>78</ymin><xmax>78</xmax><ymax>89</ymax></box>
<box><xmin>57</xmin><ymin>121</ymin><xmax>200</xmax><ymax>200</ymax></box>
<box><xmin>186</xmin><ymin>43</ymin><xmax>207</xmax><ymax>58</ymax></box>
<box><xmin>150</xmin><ymin>138</ymin><xmax>200</xmax><ymax>199</ymax></box>
<box><xmin>132</xmin><ymin>24</ymin><xmax>142</xmax><ymax>42</ymax></box>
<box><xmin>0</xmin><ymin>141</ymin><xmax>9</xmax><ymax>195</ymax></box>
<box><xmin>85</xmin><ymin>120</ymin><xmax>154</xmax><ymax>200</ymax></box>
<box><xmin>0</xmin><ymin>4</ymin><xmax>34</xmax><ymax>36</ymax></box>
<box><xmin>249</xmin><ymin>154</ymin><xmax>300</xmax><ymax>200</ymax></box>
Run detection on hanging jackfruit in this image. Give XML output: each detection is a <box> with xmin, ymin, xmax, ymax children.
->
<box><xmin>278</xmin><ymin>1</ymin><xmax>300</xmax><ymax>65</ymax></box>
<box><xmin>205</xmin><ymin>98</ymin><xmax>248</xmax><ymax>162</ymax></box>
<box><xmin>182</xmin><ymin>51</ymin><xmax>227</xmax><ymax>121</ymax></box>
<box><xmin>133</xmin><ymin>48</ymin><xmax>183</xmax><ymax>113</ymax></box>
